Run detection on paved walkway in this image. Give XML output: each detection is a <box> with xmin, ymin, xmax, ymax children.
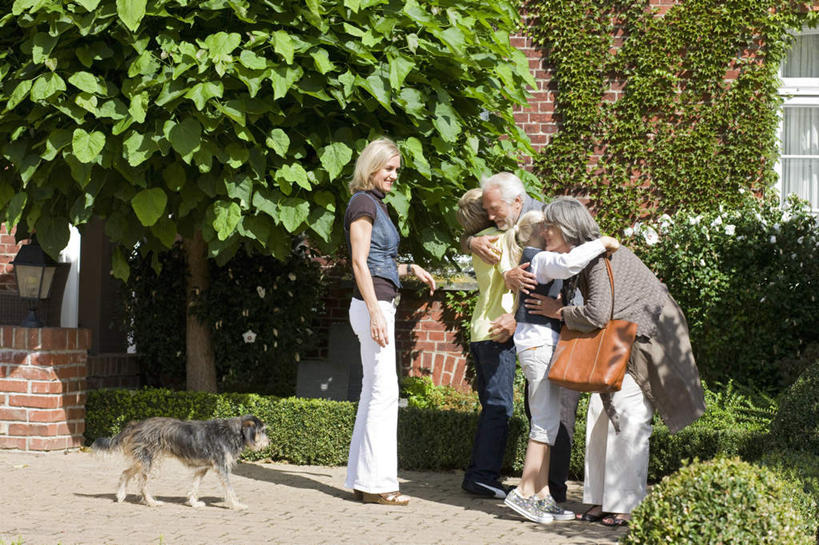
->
<box><xmin>1</xmin><ymin>450</ymin><xmax>626</xmax><ymax>545</ymax></box>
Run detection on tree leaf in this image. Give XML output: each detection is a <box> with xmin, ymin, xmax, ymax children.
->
<box><xmin>270</xmin><ymin>65</ymin><xmax>302</xmax><ymax>100</ymax></box>
<box><xmin>319</xmin><ymin>141</ymin><xmax>352</xmax><ymax>181</ymax></box>
<box><xmin>68</xmin><ymin>71</ymin><xmax>101</xmax><ymax>94</ymax></box>
<box><xmin>203</xmin><ymin>32</ymin><xmax>242</xmax><ymax>58</ymax></box>
<box><xmin>388</xmin><ymin>54</ymin><xmax>415</xmax><ymax>90</ymax></box>
<box><xmin>403</xmin><ymin>136</ymin><xmax>430</xmax><ymax>179</ymax></box>
<box><xmin>239</xmin><ymin>49</ymin><xmax>267</xmax><ymax>70</ymax></box>
<box><xmin>111</xmin><ymin>246</ymin><xmax>129</xmax><ymax>282</ymax></box>
<box><xmin>162</xmin><ymin>161</ymin><xmax>187</xmax><ymax>191</ymax></box>
<box><xmin>4</xmin><ymin>192</ymin><xmax>27</xmax><ymax>228</ymax></box>
<box><xmin>35</xmin><ymin>215</ymin><xmax>70</xmax><ymax>259</ymax></box>
<box><xmin>128</xmin><ymin>92</ymin><xmax>148</xmax><ymax>123</ymax></box>
<box><xmin>279</xmin><ymin>197</ymin><xmax>309</xmax><ymax>232</ymax></box>
<box><xmin>6</xmin><ymin>80</ymin><xmax>32</xmax><ymax>110</ymax></box>
<box><xmin>433</xmin><ymin>102</ymin><xmax>462</xmax><ymax>142</ymax></box>
<box><xmin>308</xmin><ymin>206</ymin><xmax>334</xmax><ymax>242</ymax></box>
<box><xmin>151</xmin><ymin>217</ymin><xmax>177</xmax><ymax>248</ymax></box>
<box><xmin>358</xmin><ymin>74</ymin><xmax>393</xmax><ymax>113</ymax></box>
<box><xmin>30</xmin><ymin>72</ymin><xmax>66</xmax><ymax>101</ymax></box>
<box><xmin>272</xmin><ymin>30</ymin><xmax>294</xmax><ymax>64</ymax></box>
<box><xmin>184</xmin><ymin>81</ymin><xmax>224</xmax><ymax>111</ymax></box>
<box><xmin>32</xmin><ymin>32</ymin><xmax>58</xmax><ymax>65</ymax></box>
<box><xmin>117</xmin><ymin>0</ymin><xmax>147</xmax><ymax>32</ymax></box>
<box><xmin>131</xmin><ymin>187</ymin><xmax>167</xmax><ymax>226</ymax></box>
<box><xmin>122</xmin><ymin>130</ymin><xmax>158</xmax><ymax>167</ymax></box>
<box><xmin>277</xmin><ymin>163</ymin><xmax>310</xmax><ymax>190</ymax></box>
<box><xmin>169</xmin><ymin>117</ymin><xmax>202</xmax><ymax>162</ymax></box>
<box><xmin>71</xmin><ymin>128</ymin><xmax>106</xmax><ymax>163</ymax></box>
<box><xmin>265</xmin><ymin>128</ymin><xmax>290</xmax><ymax>157</ymax></box>
<box><xmin>76</xmin><ymin>0</ymin><xmax>101</xmax><ymax>11</ymax></box>
<box><xmin>211</xmin><ymin>200</ymin><xmax>242</xmax><ymax>241</ymax></box>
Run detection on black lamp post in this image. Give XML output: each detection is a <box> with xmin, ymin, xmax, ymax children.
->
<box><xmin>11</xmin><ymin>236</ymin><xmax>58</xmax><ymax>328</ymax></box>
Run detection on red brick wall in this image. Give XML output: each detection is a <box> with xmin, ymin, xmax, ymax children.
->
<box><xmin>0</xmin><ymin>327</ymin><xmax>91</xmax><ymax>451</ymax></box>
<box><xmin>0</xmin><ymin>224</ymin><xmax>19</xmax><ymax>292</ymax></box>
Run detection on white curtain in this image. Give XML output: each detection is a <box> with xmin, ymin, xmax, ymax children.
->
<box><xmin>782</xmin><ymin>33</ymin><xmax>819</xmax><ymax>78</ymax></box>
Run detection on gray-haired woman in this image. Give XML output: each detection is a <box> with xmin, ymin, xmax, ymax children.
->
<box><xmin>525</xmin><ymin>197</ymin><xmax>706</xmax><ymax>527</ymax></box>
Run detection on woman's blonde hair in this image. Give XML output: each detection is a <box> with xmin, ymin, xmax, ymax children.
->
<box><xmin>456</xmin><ymin>188</ymin><xmax>492</xmax><ymax>235</ymax></box>
<box><xmin>500</xmin><ymin>210</ymin><xmax>545</xmax><ymax>265</ymax></box>
<box><xmin>349</xmin><ymin>137</ymin><xmax>401</xmax><ymax>193</ymax></box>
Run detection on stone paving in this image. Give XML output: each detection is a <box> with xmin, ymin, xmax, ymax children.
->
<box><xmin>1</xmin><ymin>450</ymin><xmax>626</xmax><ymax>545</ymax></box>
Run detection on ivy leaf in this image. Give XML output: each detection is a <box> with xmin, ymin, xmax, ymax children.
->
<box><xmin>4</xmin><ymin>192</ymin><xmax>27</xmax><ymax>228</ymax></box>
<box><xmin>117</xmin><ymin>0</ymin><xmax>147</xmax><ymax>32</ymax></box>
<box><xmin>277</xmin><ymin>163</ymin><xmax>310</xmax><ymax>190</ymax></box>
<box><xmin>30</xmin><ymin>72</ymin><xmax>66</xmax><ymax>101</ymax></box>
<box><xmin>211</xmin><ymin>200</ymin><xmax>242</xmax><ymax>241</ymax></box>
<box><xmin>68</xmin><ymin>71</ymin><xmax>101</xmax><ymax>94</ymax></box>
<box><xmin>128</xmin><ymin>92</ymin><xmax>149</xmax><ymax>123</ymax></box>
<box><xmin>279</xmin><ymin>197</ymin><xmax>310</xmax><ymax>232</ymax></box>
<box><xmin>308</xmin><ymin>206</ymin><xmax>334</xmax><ymax>242</ymax></box>
<box><xmin>419</xmin><ymin>225</ymin><xmax>448</xmax><ymax>259</ymax></box>
<box><xmin>239</xmin><ymin>50</ymin><xmax>267</xmax><ymax>70</ymax></box>
<box><xmin>131</xmin><ymin>188</ymin><xmax>167</xmax><ymax>227</ymax></box>
<box><xmin>71</xmin><ymin>128</ymin><xmax>106</xmax><ymax>163</ymax></box>
<box><xmin>169</xmin><ymin>117</ymin><xmax>202</xmax><ymax>162</ymax></box>
<box><xmin>75</xmin><ymin>0</ymin><xmax>101</xmax><ymax>11</ymax></box>
<box><xmin>270</xmin><ymin>65</ymin><xmax>302</xmax><ymax>100</ymax></box>
<box><xmin>319</xmin><ymin>141</ymin><xmax>352</xmax><ymax>181</ymax></box>
<box><xmin>403</xmin><ymin>137</ymin><xmax>430</xmax><ymax>179</ymax></box>
<box><xmin>310</xmin><ymin>48</ymin><xmax>336</xmax><ymax>74</ymax></box>
<box><xmin>252</xmin><ymin>189</ymin><xmax>279</xmax><ymax>220</ymax></box>
<box><xmin>272</xmin><ymin>31</ymin><xmax>295</xmax><ymax>64</ymax></box>
<box><xmin>162</xmin><ymin>162</ymin><xmax>187</xmax><ymax>191</ymax></box>
<box><xmin>32</xmin><ymin>32</ymin><xmax>58</xmax><ymax>65</ymax></box>
<box><xmin>358</xmin><ymin>74</ymin><xmax>393</xmax><ymax>113</ymax></box>
<box><xmin>436</xmin><ymin>27</ymin><xmax>466</xmax><ymax>56</ymax></box>
<box><xmin>122</xmin><ymin>130</ymin><xmax>159</xmax><ymax>167</ymax></box>
<box><xmin>203</xmin><ymin>32</ymin><xmax>241</xmax><ymax>59</ymax></box>
<box><xmin>265</xmin><ymin>128</ymin><xmax>290</xmax><ymax>157</ymax></box>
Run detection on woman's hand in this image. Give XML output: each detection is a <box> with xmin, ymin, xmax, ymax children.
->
<box><xmin>409</xmin><ymin>264</ymin><xmax>437</xmax><ymax>295</ymax></box>
<box><xmin>524</xmin><ymin>293</ymin><xmax>563</xmax><ymax>319</ymax></box>
<box><xmin>369</xmin><ymin>306</ymin><xmax>389</xmax><ymax>347</ymax></box>
<box><xmin>600</xmin><ymin>236</ymin><xmax>620</xmax><ymax>253</ymax></box>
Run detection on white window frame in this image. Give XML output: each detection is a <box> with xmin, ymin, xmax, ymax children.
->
<box><xmin>776</xmin><ymin>25</ymin><xmax>819</xmax><ymax>214</ymax></box>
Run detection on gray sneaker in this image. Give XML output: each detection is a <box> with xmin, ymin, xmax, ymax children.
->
<box><xmin>536</xmin><ymin>495</ymin><xmax>575</xmax><ymax>521</ymax></box>
<box><xmin>503</xmin><ymin>488</ymin><xmax>554</xmax><ymax>524</ymax></box>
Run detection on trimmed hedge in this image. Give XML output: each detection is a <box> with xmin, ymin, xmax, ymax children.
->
<box><xmin>770</xmin><ymin>359</ymin><xmax>819</xmax><ymax>454</ymax></box>
<box><xmin>87</xmin><ymin>387</ymin><xmax>767</xmax><ymax>480</ymax></box>
<box><xmin>623</xmin><ymin>457</ymin><xmax>816</xmax><ymax>545</ymax></box>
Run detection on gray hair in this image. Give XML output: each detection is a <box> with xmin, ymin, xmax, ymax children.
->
<box><xmin>480</xmin><ymin>172</ymin><xmax>525</xmax><ymax>204</ymax></box>
<box><xmin>541</xmin><ymin>197</ymin><xmax>600</xmax><ymax>247</ymax></box>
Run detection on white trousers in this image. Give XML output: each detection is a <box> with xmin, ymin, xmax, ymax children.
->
<box><xmin>583</xmin><ymin>373</ymin><xmax>654</xmax><ymax>514</ymax></box>
<box><xmin>345</xmin><ymin>298</ymin><xmax>399</xmax><ymax>493</ymax></box>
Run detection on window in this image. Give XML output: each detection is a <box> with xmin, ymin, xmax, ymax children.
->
<box><xmin>777</xmin><ymin>25</ymin><xmax>819</xmax><ymax>213</ymax></box>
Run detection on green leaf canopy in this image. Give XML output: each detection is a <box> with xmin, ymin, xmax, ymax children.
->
<box><xmin>0</xmin><ymin>0</ymin><xmax>536</xmax><ymax>266</ymax></box>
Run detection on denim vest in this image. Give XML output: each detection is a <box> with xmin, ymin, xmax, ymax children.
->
<box><xmin>514</xmin><ymin>247</ymin><xmax>561</xmax><ymax>334</ymax></box>
<box><xmin>344</xmin><ymin>191</ymin><xmax>401</xmax><ymax>289</ymax></box>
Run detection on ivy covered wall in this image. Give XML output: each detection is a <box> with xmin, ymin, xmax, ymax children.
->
<box><xmin>516</xmin><ymin>0</ymin><xmax>819</xmax><ymax>233</ymax></box>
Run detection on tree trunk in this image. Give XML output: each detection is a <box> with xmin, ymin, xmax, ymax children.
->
<box><xmin>183</xmin><ymin>230</ymin><xmax>217</xmax><ymax>392</ymax></box>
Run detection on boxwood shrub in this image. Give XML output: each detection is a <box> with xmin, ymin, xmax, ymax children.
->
<box><xmin>622</xmin><ymin>457</ymin><xmax>817</xmax><ymax>545</ymax></box>
<box><xmin>87</xmin><ymin>385</ymin><xmax>771</xmax><ymax>480</ymax></box>
<box><xmin>769</xmin><ymin>359</ymin><xmax>819</xmax><ymax>455</ymax></box>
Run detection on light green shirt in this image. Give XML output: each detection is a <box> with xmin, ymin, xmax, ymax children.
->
<box><xmin>469</xmin><ymin>227</ymin><xmax>515</xmax><ymax>343</ymax></box>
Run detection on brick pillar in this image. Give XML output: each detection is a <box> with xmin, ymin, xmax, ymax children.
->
<box><xmin>0</xmin><ymin>327</ymin><xmax>91</xmax><ymax>451</ymax></box>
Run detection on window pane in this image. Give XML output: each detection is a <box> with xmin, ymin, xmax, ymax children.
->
<box><xmin>782</xmin><ymin>33</ymin><xmax>819</xmax><ymax>78</ymax></box>
<box><xmin>782</xmin><ymin>106</ymin><xmax>819</xmax><ymax>155</ymax></box>
<box><xmin>782</xmin><ymin>158</ymin><xmax>819</xmax><ymax>210</ymax></box>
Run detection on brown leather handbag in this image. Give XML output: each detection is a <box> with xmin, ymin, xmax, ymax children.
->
<box><xmin>547</xmin><ymin>256</ymin><xmax>637</xmax><ymax>393</ymax></box>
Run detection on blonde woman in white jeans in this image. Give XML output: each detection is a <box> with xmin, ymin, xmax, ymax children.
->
<box><xmin>343</xmin><ymin>138</ymin><xmax>435</xmax><ymax>506</ymax></box>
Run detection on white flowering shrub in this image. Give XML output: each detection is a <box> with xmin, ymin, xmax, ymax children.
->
<box><xmin>626</xmin><ymin>194</ymin><xmax>819</xmax><ymax>392</ymax></box>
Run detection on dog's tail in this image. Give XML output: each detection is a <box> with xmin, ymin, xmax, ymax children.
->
<box><xmin>91</xmin><ymin>436</ymin><xmax>119</xmax><ymax>452</ymax></box>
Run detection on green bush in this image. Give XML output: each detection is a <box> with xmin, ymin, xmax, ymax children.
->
<box><xmin>400</xmin><ymin>376</ymin><xmax>478</xmax><ymax>412</ymax></box>
<box><xmin>758</xmin><ymin>449</ymin><xmax>819</xmax><ymax>541</ymax></box>
<box><xmin>123</xmin><ymin>246</ymin><xmax>325</xmax><ymax>396</ymax></box>
<box><xmin>629</xmin><ymin>194</ymin><xmax>819</xmax><ymax>393</ymax></box>
<box><xmin>769</xmin><ymin>359</ymin><xmax>819</xmax><ymax>454</ymax></box>
<box><xmin>622</xmin><ymin>457</ymin><xmax>816</xmax><ymax>545</ymax></box>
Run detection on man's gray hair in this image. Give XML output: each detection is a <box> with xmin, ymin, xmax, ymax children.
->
<box><xmin>541</xmin><ymin>197</ymin><xmax>601</xmax><ymax>247</ymax></box>
<box><xmin>480</xmin><ymin>172</ymin><xmax>525</xmax><ymax>204</ymax></box>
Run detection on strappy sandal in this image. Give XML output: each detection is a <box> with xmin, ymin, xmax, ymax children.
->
<box><xmin>353</xmin><ymin>489</ymin><xmax>364</xmax><ymax>500</ymax></box>
<box><xmin>601</xmin><ymin>514</ymin><xmax>630</xmax><ymax>527</ymax></box>
<box><xmin>576</xmin><ymin>506</ymin><xmax>607</xmax><ymax>522</ymax></box>
<box><xmin>361</xmin><ymin>491</ymin><xmax>410</xmax><ymax>506</ymax></box>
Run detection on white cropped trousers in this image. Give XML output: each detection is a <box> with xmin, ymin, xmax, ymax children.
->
<box><xmin>583</xmin><ymin>373</ymin><xmax>654</xmax><ymax>514</ymax></box>
<box><xmin>345</xmin><ymin>298</ymin><xmax>400</xmax><ymax>493</ymax></box>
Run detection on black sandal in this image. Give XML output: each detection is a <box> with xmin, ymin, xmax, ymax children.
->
<box><xmin>576</xmin><ymin>506</ymin><xmax>607</xmax><ymax>522</ymax></box>
<box><xmin>601</xmin><ymin>514</ymin><xmax>630</xmax><ymax>527</ymax></box>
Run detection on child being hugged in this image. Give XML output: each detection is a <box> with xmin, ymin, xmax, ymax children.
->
<box><xmin>499</xmin><ymin>210</ymin><xmax>620</xmax><ymax>525</ymax></box>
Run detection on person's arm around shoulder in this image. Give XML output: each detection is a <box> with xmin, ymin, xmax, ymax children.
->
<box><xmin>400</xmin><ymin>263</ymin><xmax>436</xmax><ymax>295</ymax></box>
<box><xmin>349</xmin><ymin>216</ymin><xmax>389</xmax><ymax>347</ymax></box>
<box><xmin>560</xmin><ymin>255</ymin><xmax>612</xmax><ymax>332</ymax></box>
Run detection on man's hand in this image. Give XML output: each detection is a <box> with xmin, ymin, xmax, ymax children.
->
<box><xmin>469</xmin><ymin>235</ymin><xmax>501</xmax><ymax>265</ymax></box>
<box><xmin>504</xmin><ymin>263</ymin><xmax>537</xmax><ymax>294</ymax></box>
<box><xmin>524</xmin><ymin>293</ymin><xmax>563</xmax><ymax>320</ymax></box>
<box><xmin>488</xmin><ymin>313</ymin><xmax>516</xmax><ymax>343</ymax></box>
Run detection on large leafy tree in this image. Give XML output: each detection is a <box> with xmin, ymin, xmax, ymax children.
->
<box><xmin>0</xmin><ymin>0</ymin><xmax>536</xmax><ymax>390</ymax></box>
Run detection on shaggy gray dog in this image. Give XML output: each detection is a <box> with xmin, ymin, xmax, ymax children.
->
<box><xmin>93</xmin><ymin>415</ymin><xmax>269</xmax><ymax>510</ymax></box>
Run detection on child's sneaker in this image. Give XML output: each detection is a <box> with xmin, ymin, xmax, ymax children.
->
<box><xmin>536</xmin><ymin>495</ymin><xmax>575</xmax><ymax>521</ymax></box>
<box><xmin>503</xmin><ymin>487</ymin><xmax>554</xmax><ymax>524</ymax></box>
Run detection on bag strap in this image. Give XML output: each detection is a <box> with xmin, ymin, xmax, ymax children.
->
<box><xmin>604</xmin><ymin>256</ymin><xmax>615</xmax><ymax>321</ymax></box>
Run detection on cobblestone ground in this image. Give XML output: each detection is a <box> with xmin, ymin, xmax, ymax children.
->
<box><xmin>1</xmin><ymin>451</ymin><xmax>626</xmax><ymax>545</ymax></box>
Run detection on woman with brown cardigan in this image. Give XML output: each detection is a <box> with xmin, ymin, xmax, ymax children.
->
<box><xmin>525</xmin><ymin>197</ymin><xmax>706</xmax><ymax>527</ymax></box>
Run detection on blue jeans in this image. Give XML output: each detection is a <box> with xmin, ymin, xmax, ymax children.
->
<box><xmin>464</xmin><ymin>339</ymin><xmax>516</xmax><ymax>485</ymax></box>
